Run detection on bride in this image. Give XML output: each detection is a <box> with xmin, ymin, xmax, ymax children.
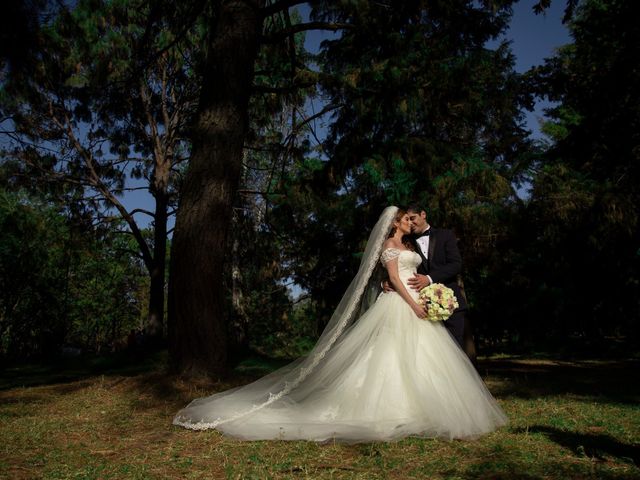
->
<box><xmin>173</xmin><ymin>206</ymin><xmax>508</xmax><ymax>442</ymax></box>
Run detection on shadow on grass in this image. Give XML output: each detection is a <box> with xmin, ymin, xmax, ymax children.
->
<box><xmin>514</xmin><ymin>425</ymin><xmax>640</xmax><ymax>466</ymax></box>
<box><xmin>0</xmin><ymin>350</ymin><xmax>166</xmax><ymax>391</ymax></box>
<box><xmin>3</xmin><ymin>348</ymin><xmax>639</xmax><ymax>414</ymax></box>
<box><xmin>0</xmin><ymin>351</ymin><xmax>292</xmax><ymax>417</ymax></box>
<box><xmin>0</xmin><ymin>350</ymin><xmax>290</xmax><ymax>391</ymax></box>
<box><xmin>477</xmin><ymin>335</ymin><xmax>639</xmax><ymax>362</ymax></box>
<box><xmin>480</xmin><ymin>357</ymin><xmax>640</xmax><ymax>405</ymax></box>
<box><xmin>0</xmin><ymin>379</ymin><xmax>96</xmax><ymax>406</ymax></box>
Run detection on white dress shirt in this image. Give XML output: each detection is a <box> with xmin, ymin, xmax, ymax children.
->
<box><xmin>416</xmin><ymin>235</ymin><xmax>429</xmax><ymax>259</ymax></box>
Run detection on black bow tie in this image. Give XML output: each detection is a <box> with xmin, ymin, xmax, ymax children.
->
<box><xmin>415</xmin><ymin>229</ymin><xmax>431</xmax><ymax>239</ymax></box>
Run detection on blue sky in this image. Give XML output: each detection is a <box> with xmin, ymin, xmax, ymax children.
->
<box><xmin>503</xmin><ymin>0</ymin><xmax>571</xmax><ymax>136</ymax></box>
<box><xmin>507</xmin><ymin>0</ymin><xmax>572</xmax><ymax>73</ymax></box>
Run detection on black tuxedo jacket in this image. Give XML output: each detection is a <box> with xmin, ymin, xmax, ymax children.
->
<box><xmin>410</xmin><ymin>228</ymin><xmax>467</xmax><ymax>311</ymax></box>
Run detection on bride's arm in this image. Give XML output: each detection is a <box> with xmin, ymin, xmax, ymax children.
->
<box><xmin>382</xmin><ymin>245</ymin><xmax>427</xmax><ymax>319</ymax></box>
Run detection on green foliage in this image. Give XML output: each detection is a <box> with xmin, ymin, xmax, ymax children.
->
<box><xmin>225</xmin><ymin>205</ymin><xmax>319</xmax><ymax>360</ymax></box>
<box><xmin>253</xmin><ymin>0</ymin><xmax>638</xmax><ymax>348</ymax></box>
<box><xmin>262</xmin><ymin>1</ymin><xmax>533</xmax><ymax>328</ymax></box>
<box><xmin>4</xmin><ymin>0</ymin><xmax>638</xmax><ymax>361</ymax></box>
<box><xmin>539</xmin><ymin>105</ymin><xmax>583</xmax><ymax>142</ymax></box>
<box><xmin>64</xmin><ymin>233</ymin><xmax>147</xmax><ymax>352</ymax></box>
<box><xmin>0</xmin><ymin>190</ymin><xmax>68</xmax><ymax>357</ymax></box>
<box><xmin>1</xmin><ymin>0</ymin><xmax>208</xmax><ymax>340</ymax></box>
<box><xmin>0</xmin><ymin>189</ymin><xmax>145</xmax><ymax>360</ymax></box>
<box><xmin>363</xmin><ymin>155</ymin><xmax>417</xmax><ymax>206</ymax></box>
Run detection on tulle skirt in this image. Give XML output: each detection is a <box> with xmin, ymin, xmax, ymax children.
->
<box><xmin>173</xmin><ymin>291</ymin><xmax>508</xmax><ymax>442</ymax></box>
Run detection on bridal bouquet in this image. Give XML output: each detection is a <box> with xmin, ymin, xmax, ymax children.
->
<box><xmin>418</xmin><ymin>283</ymin><xmax>459</xmax><ymax>322</ymax></box>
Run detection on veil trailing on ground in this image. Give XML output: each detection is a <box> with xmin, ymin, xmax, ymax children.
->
<box><xmin>173</xmin><ymin>206</ymin><xmax>399</xmax><ymax>430</ymax></box>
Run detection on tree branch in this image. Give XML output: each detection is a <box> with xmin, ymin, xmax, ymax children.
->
<box><xmin>130</xmin><ymin>208</ymin><xmax>155</xmax><ymax>217</ymax></box>
<box><xmin>119</xmin><ymin>186</ymin><xmax>150</xmax><ymax>192</ymax></box>
<box><xmin>237</xmin><ymin>189</ymin><xmax>285</xmax><ymax>196</ymax></box>
<box><xmin>260</xmin><ymin>0</ymin><xmax>306</xmax><ymax>18</ymax></box>
<box><xmin>292</xmin><ymin>102</ymin><xmax>342</xmax><ymax>133</ymax></box>
<box><xmin>261</xmin><ymin>22</ymin><xmax>354</xmax><ymax>44</ymax></box>
<box><xmin>252</xmin><ymin>82</ymin><xmax>316</xmax><ymax>94</ymax></box>
<box><xmin>50</xmin><ymin>106</ymin><xmax>155</xmax><ymax>272</ymax></box>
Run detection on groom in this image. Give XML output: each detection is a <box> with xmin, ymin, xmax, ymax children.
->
<box><xmin>402</xmin><ymin>203</ymin><xmax>468</xmax><ymax>350</ymax></box>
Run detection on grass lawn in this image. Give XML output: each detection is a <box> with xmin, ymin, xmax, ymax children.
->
<box><xmin>0</xmin><ymin>351</ymin><xmax>638</xmax><ymax>479</ymax></box>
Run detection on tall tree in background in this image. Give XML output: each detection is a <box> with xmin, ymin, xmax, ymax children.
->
<box><xmin>1</xmin><ymin>0</ymin><xmax>200</xmax><ymax>339</ymax></box>
<box><xmin>523</xmin><ymin>0</ymin><xmax>640</xmax><ymax>339</ymax></box>
<box><xmin>226</xmin><ymin>6</ymin><xmax>316</xmax><ymax>361</ymax></box>
<box><xmin>2</xmin><ymin>0</ymin><xmax>351</xmax><ymax>371</ymax></box>
<box><xmin>168</xmin><ymin>0</ymin><xmax>352</xmax><ymax>375</ymax></box>
<box><xmin>266</xmin><ymin>0</ymin><xmax>533</xmax><ymax>330</ymax></box>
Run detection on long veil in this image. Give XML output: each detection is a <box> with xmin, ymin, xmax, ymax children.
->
<box><xmin>174</xmin><ymin>206</ymin><xmax>399</xmax><ymax>430</ymax></box>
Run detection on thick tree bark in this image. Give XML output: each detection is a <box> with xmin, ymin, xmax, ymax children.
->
<box><xmin>168</xmin><ymin>0</ymin><xmax>263</xmax><ymax>376</ymax></box>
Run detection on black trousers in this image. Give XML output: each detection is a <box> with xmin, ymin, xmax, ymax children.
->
<box><xmin>444</xmin><ymin>310</ymin><xmax>466</xmax><ymax>348</ymax></box>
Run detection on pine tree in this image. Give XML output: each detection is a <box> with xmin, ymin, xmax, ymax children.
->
<box><xmin>267</xmin><ymin>1</ymin><xmax>533</xmax><ymax>328</ymax></box>
<box><xmin>525</xmin><ymin>0</ymin><xmax>640</xmax><ymax>338</ymax></box>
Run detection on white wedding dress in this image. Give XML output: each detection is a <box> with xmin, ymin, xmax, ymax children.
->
<box><xmin>174</xmin><ymin>226</ymin><xmax>508</xmax><ymax>442</ymax></box>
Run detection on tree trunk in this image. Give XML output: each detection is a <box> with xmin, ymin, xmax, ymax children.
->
<box><xmin>228</xmin><ymin>222</ymin><xmax>250</xmax><ymax>364</ymax></box>
<box><xmin>168</xmin><ymin>0</ymin><xmax>262</xmax><ymax>376</ymax></box>
<box><xmin>147</xmin><ymin>192</ymin><xmax>168</xmax><ymax>341</ymax></box>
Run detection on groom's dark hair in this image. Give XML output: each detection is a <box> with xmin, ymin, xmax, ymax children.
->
<box><xmin>406</xmin><ymin>202</ymin><xmax>426</xmax><ymax>214</ymax></box>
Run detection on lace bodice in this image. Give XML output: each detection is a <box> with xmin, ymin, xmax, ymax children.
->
<box><xmin>380</xmin><ymin>248</ymin><xmax>422</xmax><ymax>300</ymax></box>
<box><xmin>381</xmin><ymin>248</ymin><xmax>421</xmax><ymax>268</ymax></box>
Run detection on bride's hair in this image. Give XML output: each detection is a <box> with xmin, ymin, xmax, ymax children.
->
<box><xmin>388</xmin><ymin>208</ymin><xmax>406</xmax><ymax>238</ymax></box>
<box><xmin>388</xmin><ymin>208</ymin><xmax>413</xmax><ymax>250</ymax></box>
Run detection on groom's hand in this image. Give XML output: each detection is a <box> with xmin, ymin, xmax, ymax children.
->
<box><xmin>408</xmin><ymin>274</ymin><xmax>430</xmax><ymax>291</ymax></box>
<box><xmin>382</xmin><ymin>280</ymin><xmax>395</xmax><ymax>293</ymax></box>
